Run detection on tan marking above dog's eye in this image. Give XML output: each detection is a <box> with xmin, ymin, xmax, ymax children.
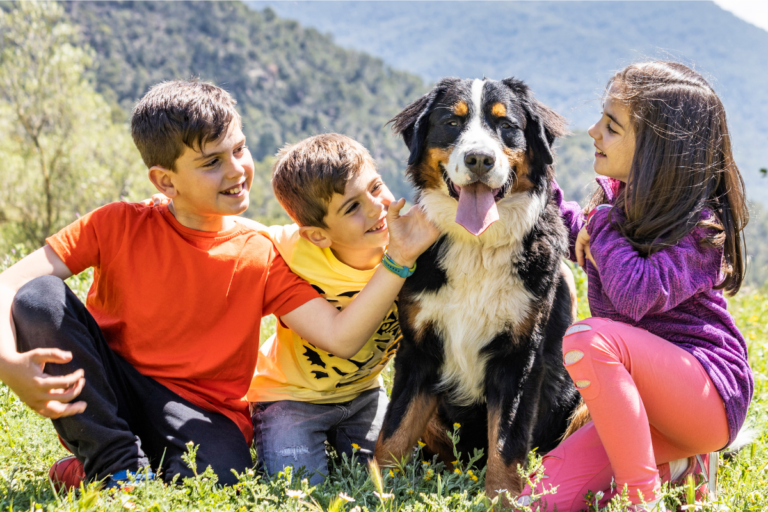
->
<box><xmin>491</xmin><ymin>102</ymin><xmax>507</xmax><ymax>118</ymax></box>
<box><xmin>453</xmin><ymin>101</ymin><xmax>468</xmax><ymax>117</ymax></box>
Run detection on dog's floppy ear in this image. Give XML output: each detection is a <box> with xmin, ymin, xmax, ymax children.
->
<box><xmin>390</xmin><ymin>78</ymin><xmax>458</xmax><ymax>165</ymax></box>
<box><xmin>502</xmin><ymin>78</ymin><xmax>567</xmax><ymax>166</ymax></box>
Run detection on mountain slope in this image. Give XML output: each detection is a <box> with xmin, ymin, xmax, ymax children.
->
<box><xmin>250</xmin><ymin>1</ymin><xmax>768</xmax><ymax>199</ymax></box>
<box><xmin>65</xmin><ymin>1</ymin><xmax>425</xmax><ymax>200</ymax></box>
<box><xmin>61</xmin><ymin>1</ymin><xmax>768</xmax><ymax>284</ymax></box>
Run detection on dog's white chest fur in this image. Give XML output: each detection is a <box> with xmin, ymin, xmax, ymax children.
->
<box><xmin>412</xmin><ymin>190</ymin><xmax>546</xmax><ymax>405</ymax></box>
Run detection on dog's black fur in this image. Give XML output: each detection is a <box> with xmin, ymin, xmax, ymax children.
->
<box><xmin>374</xmin><ymin>77</ymin><xmax>581</xmax><ymax>499</ymax></box>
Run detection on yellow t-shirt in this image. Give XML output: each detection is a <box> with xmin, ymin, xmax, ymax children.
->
<box><xmin>246</xmin><ymin>223</ymin><xmax>400</xmax><ymax>404</ymax></box>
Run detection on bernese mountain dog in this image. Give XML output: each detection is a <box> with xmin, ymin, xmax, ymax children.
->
<box><xmin>374</xmin><ymin>77</ymin><xmax>581</xmax><ymax>499</ymax></box>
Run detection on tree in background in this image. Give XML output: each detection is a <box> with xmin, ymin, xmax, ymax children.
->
<box><xmin>0</xmin><ymin>2</ymin><xmax>150</xmax><ymax>250</ymax></box>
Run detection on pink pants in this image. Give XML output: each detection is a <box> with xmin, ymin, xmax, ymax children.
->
<box><xmin>522</xmin><ymin>317</ymin><xmax>729</xmax><ymax>510</ymax></box>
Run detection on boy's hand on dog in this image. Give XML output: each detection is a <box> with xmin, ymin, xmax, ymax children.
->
<box><xmin>385</xmin><ymin>198</ymin><xmax>440</xmax><ymax>269</ymax></box>
<box><xmin>1</xmin><ymin>349</ymin><xmax>86</xmax><ymax>418</ymax></box>
<box><xmin>575</xmin><ymin>226</ymin><xmax>596</xmax><ymax>269</ymax></box>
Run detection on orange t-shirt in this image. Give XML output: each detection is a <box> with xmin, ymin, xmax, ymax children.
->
<box><xmin>46</xmin><ymin>202</ymin><xmax>319</xmax><ymax>443</ymax></box>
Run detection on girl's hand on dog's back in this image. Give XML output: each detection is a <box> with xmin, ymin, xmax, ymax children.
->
<box><xmin>385</xmin><ymin>198</ymin><xmax>440</xmax><ymax>268</ymax></box>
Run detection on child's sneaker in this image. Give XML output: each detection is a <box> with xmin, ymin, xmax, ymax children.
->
<box><xmin>680</xmin><ymin>453</ymin><xmax>717</xmax><ymax>501</ymax></box>
<box><xmin>104</xmin><ymin>469</ymin><xmax>157</xmax><ymax>489</ymax></box>
<box><xmin>49</xmin><ymin>456</ymin><xmax>85</xmax><ymax>492</ymax></box>
<box><xmin>658</xmin><ymin>453</ymin><xmax>717</xmax><ymax>507</ymax></box>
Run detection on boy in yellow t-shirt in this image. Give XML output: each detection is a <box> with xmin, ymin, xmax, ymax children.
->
<box><xmin>238</xmin><ymin>134</ymin><xmax>409</xmax><ymax>484</ymax></box>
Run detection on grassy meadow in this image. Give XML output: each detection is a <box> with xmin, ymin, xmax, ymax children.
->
<box><xmin>0</xmin><ymin>250</ymin><xmax>766</xmax><ymax>511</ymax></box>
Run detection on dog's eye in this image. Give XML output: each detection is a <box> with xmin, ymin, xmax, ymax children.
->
<box><xmin>448</xmin><ymin>121</ymin><xmax>459</xmax><ymax>127</ymax></box>
<box><xmin>500</xmin><ymin>122</ymin><xmax>512</xmax><ymax>130</ymax></box>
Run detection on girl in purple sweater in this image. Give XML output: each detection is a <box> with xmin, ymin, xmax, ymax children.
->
<box><xmin>520</xmin><ymin>62</ymin><xmax>753</xmax><ymax>511</ymax></box>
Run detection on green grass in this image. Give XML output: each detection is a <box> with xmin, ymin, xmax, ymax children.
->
<box><xmin>0</xmin><ymin>250</ymin><xmax>766</xmax><ymax>511</ymax></box>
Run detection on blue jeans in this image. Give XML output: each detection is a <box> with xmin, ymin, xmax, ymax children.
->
<box><xmin>252</xmin><ymin>387</ymin><xmax>388</xmax><ymax>485</ymax></box>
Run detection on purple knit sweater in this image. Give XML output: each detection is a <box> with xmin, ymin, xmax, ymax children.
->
<box><xmin>553</xmin><ymin>177</ymin><xmax>753</xmax><ymax>447</ymax></box>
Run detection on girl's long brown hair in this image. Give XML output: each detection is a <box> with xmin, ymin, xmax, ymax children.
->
<box><xmin>588</xmin><ymin>61</ymin><xmax>749</xmax><ymax>295</ymax></box>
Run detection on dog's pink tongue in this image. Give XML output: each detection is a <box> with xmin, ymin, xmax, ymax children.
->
<box><xmin>455</xmin><ymin>182</ymin><xmax>499</xmax><ymax>236</ymax></box>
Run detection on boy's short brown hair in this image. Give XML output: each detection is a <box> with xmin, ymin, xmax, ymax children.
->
<box><xmin>131</xmin><ymin>79</ymin><xmax>240</xmax><ymax>171</ymax></box>
<box><xmin>272</xmin><ymin>134</ymin><xmax>375</xmax><ymax>228</ymax></box>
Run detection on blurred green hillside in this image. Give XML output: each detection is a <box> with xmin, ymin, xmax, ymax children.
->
<box><xmin>250</xmin><ymin>0</ymin><xmax>768</xmax><ymax>202</ymax></box>
<box><xmin>1</xmin><ymin>0</ymin><xmax>766</xmax><ymax>284</ymax></box>
<box><xmin>65</xmin><ymin>1</ymin><xmax>425</xmax><ymax>202</ymax></box>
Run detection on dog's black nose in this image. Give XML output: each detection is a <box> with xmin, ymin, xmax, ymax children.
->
<box><xmin>464</xmin><ymin>151</ymin><xmax>495</xmax><ymax>175</ymax></box>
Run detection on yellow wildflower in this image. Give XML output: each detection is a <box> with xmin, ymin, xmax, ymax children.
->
<box><xmin>471</xmin><ymin>475</ymin><xmax>478</xmax><ymax>482</ymax></box>
<box><xmin>351</xmin><ymin>443</ymin><xmax>360</xmax><ymax>450</ymax></box>
<box><xmin>453</xmin><ymin>422</ymin><xmax>461</xmax><ymax>429</ymax></box>
<box><xmin>422</xmin><ymin>461</ymin><xmax>430</xmax><ymax>465</ymax></box>
<box><xmin>417</xmin><ymin>440</ymin><xmax>426</xmax><ymax>448</ymax></box>
<box><xmin>454</xmin><ymin>468</ymin><xmax>462</xmax><ymax>475</ymax></box>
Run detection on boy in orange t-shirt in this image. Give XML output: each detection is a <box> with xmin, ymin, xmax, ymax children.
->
<box><xmin>0</xmin><ymin>80</ymin><xmax>438</xmax><ymax>488</ymax></box>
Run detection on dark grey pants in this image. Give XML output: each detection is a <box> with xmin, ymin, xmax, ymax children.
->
<box><xmin>12</xmin><ymin>275</ymin><xmax>252</xmax><ymax>485</ymax></box>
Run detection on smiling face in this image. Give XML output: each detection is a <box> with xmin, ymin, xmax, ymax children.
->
<box><xmin>421</xmin><ymin>80</ymin><xmax>530</xmax><ymax>198</ymax></box>
<box><xmin>314</xmin><ymin>163</ymin><xmax>395</xmax><ymax>268</ymax></box>
<box><xmin>588</xmin><ymin>86</ymin><xmax>636</xmax><ymax>183</ymax></box>
<box><xmin>152</xmin><ymin>120</ymin><xmax>254</xmax><ymax>231</ymax></box>
<box><xmin>419</xmin><ymin>80</ymin><xmax>531</xmax><ymax>236</ymax></box>
<box><xmin>392</xmin><ymin>77</ymin><xmax>564</xmax><ymax>238</ymax></box>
